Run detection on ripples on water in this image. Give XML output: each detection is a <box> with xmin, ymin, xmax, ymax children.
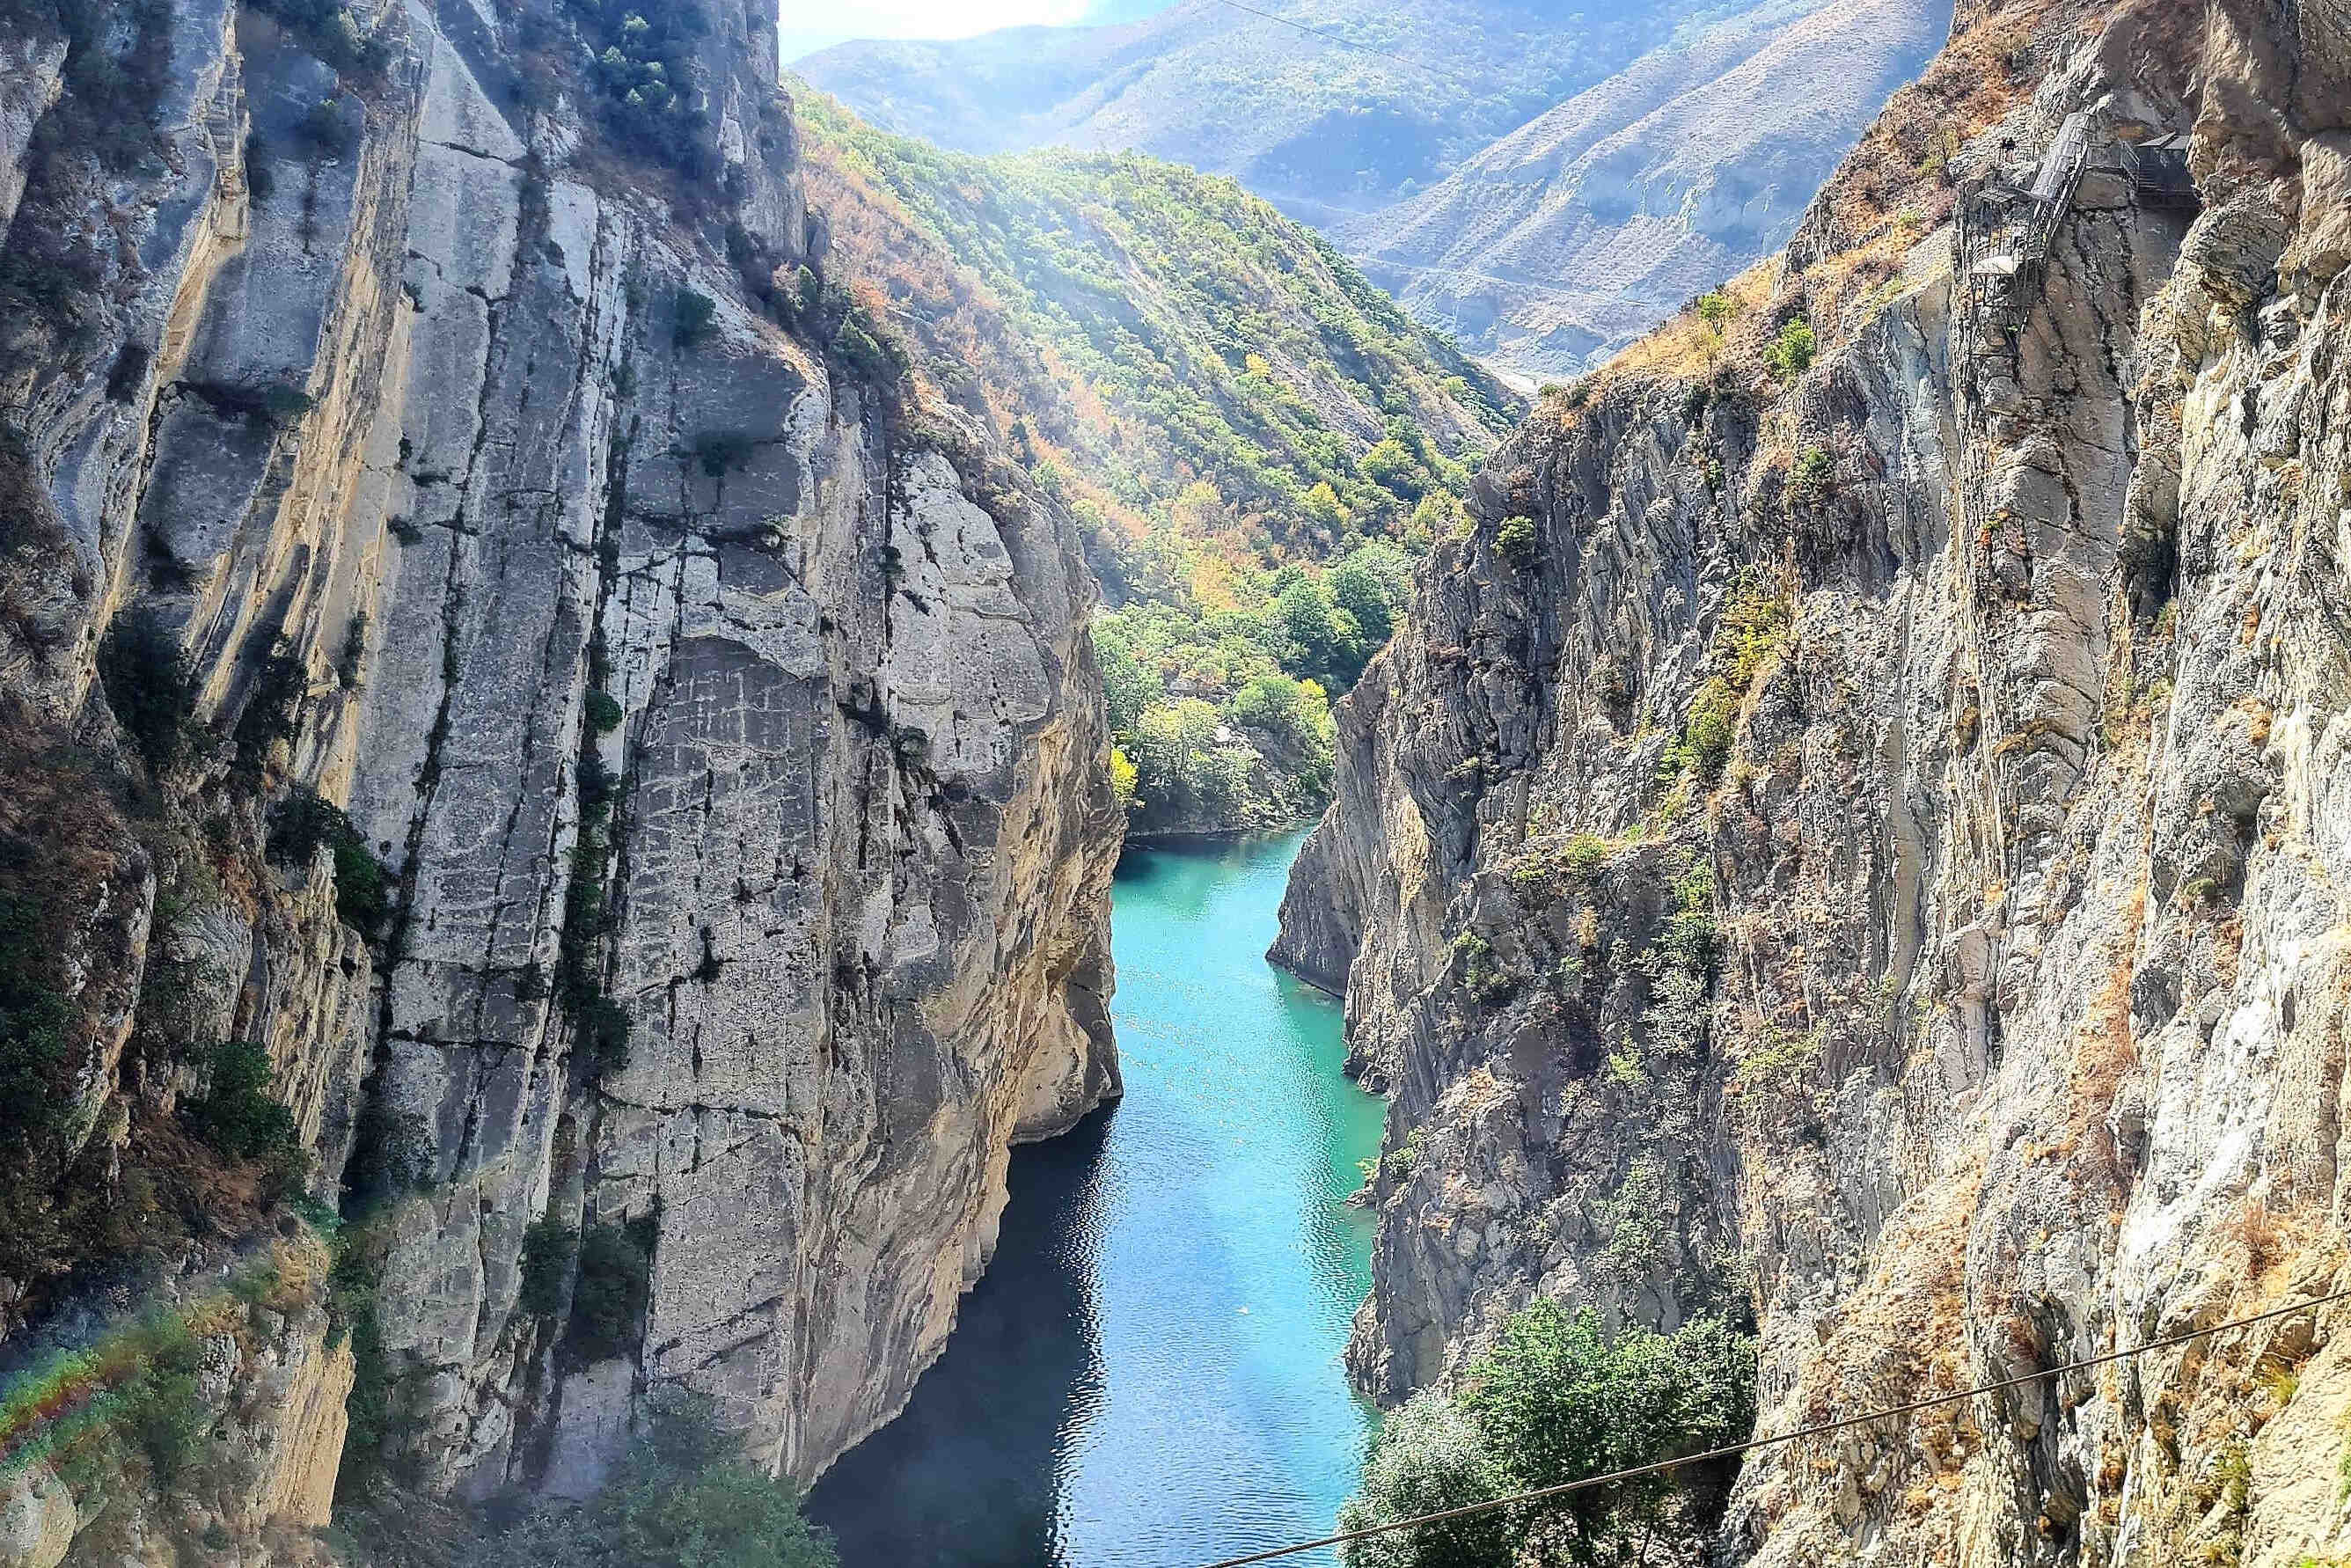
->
<box><xmin>810</xmin><ymin>832</ymin><xmax>1387</xmax><ymax>1567</ymax></box>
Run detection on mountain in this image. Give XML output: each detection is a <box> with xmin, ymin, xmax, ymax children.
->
<box><xmin>796</xmin><ymin>0</ymin><xmax>1952</xmax><ymax>384</ymax></box>
<box><xmin>795</xmin><ymin>0</ymin><xmax>1695</xmax><ymax>216</ymax></box>
<box><xmin>1276</xmin><ymin>0</ymin><xmax>2351</xmax><ymax>1559</ymax></box>
<box><xmin>796</xmin><ymin>92</ymin><xmax>1519</xmax><ymax>836</ymax></box>
<box><xmin>1339</xmin><ymin>0</ymin><xmax>1952</xmax><ymax>381</ymax></box>
<box><xmin>0</xmin><ymin>0</ymin><xmax>1117</xmax><ymax>1545</ymax></box>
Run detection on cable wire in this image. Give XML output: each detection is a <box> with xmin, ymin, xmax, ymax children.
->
<box><xmin>1193</xmin><ymin>1286</ymin><xmax>2351</xmax><ymax>1568</ymax></box>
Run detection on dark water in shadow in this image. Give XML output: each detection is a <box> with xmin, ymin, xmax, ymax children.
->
<box><xmin>810</xmin><ymin>832</ymin><xmax>1384</xmax><ymax>1567</ymax></box>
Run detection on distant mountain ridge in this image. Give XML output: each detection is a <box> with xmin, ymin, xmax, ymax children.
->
<box><xmin>1344</xmin><ymin>0</ymin><xmax>1952</xmax><ymax>379</ymax></box>
<box><xmin>795</xmin><ymin>0</ymin><xmax>1721</xmax><ymax>218</ymax></box>
<box><xmin>797</xmin><ymin>0</ymin><xmax>1952</xmax><ymax>384</ymax></box>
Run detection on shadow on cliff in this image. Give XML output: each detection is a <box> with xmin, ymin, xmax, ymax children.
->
<box><xmin>809</xmin><ymin>1105</ymin><xmax>1115</xmax><ymax>1566</ymax></box>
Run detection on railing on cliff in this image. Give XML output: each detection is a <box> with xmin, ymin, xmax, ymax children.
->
<box><xmin>2120</xmin><ymin>132</ymin><xmax>2197</xmax><ymax>209</ymax></box>
<box><xmin>1961</xmin><ymin>109</ymin><xmax>2097</xmax><ymax>315</ymax></box>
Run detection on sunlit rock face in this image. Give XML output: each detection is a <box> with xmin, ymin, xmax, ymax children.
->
<box><xmin>0</xmin><ymin>0</ymin><xmax>1122</xmax><ymax>1521</ymax></box>
<box><xmin>1280</xmin><ymin>0</ymin><xmax>2351</xmax><ymax>1562</ymax></box>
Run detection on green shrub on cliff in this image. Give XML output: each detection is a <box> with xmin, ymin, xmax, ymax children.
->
<box><xmin>268</xmin><ymin>787</ymin><xmax>392</xmax><ymax>933</ymax></box>
<box><xmin>245</xmin><ymin>0</ymin><xmax>390</xmax><ymax>75</ymax></box>
<box><xmin>1659</xmin><ymin>574</ymin><xmax>1791</xmax><ymax>785</ymax></box>
<box><xmin>1494</xmin><ymin>514</ymin><xmax>1537</xmax><ymax>568</ymax></box>
<box><xmin>99</xmin><ymin>607</ymin><xmax>196</xmax><ymax>773</ymax></box>
<box><xmin>1339</xmin><ymin>1302</ymin><xmax>1757</xmax><ymax>1568</ymax></box>
<box><xmin>184</xmin><ymin>1040</ymin><xmax>300</xmax><ymax>1165</ymax></box>
<box><xmin>568</xmin><ymin>1220</ymin><xmax>654</xmax><ymax>1365</ymax></box>
<box><xmin>1765</xmin><ymin>317</ymin><xmax>1816</xmax><ymax>380</ymax></box>
<box><xmin>1338</xmin><ymin>1392</ymin><xmax>1513</xmax><ymax>1568</ymax></box>
<box><xmin>484</xmin><ymin>1393</ymin><xmax>837</xmax><ymax>1568</ymax></box>
<box><xmin>0</xmin><ymin>885</ymin><xmax>72</xmax><ymax>1142</ymax></box>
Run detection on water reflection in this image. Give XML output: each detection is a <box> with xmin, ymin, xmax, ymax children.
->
<box><xmin>810</xmin><ymin>1110</ymin><xmax>1114</xmax><ymax>1565</ymax></box>
<box><xmin>810</xmin><ymin>834</ymin><xmax>1385</xmax><ymax>1568</ymax></box>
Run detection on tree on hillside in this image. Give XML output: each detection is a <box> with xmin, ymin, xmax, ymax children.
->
<box><xmin>1338</xmin><ymin>1393</ymin><xmax>1513</xmax><ymax>1568</ymax></box>
<box><xmin>1275</xmin><ymin>578</ymin><xmax>1366</xmax><ymax>689</ymax></box>
<box><xmin>1329</xmin><ymin>544</ymin><xmax>1410</xmax><ymax>648</ymax></box>
<box><xmin>1339</xmin><ymin>1303</ymin><xmax>1758</xmax><ymax>1568</ymax></box>
<box><xmin>1467</xmin><ymin>1304</ymin><xmax>1755</xmax><ymax>1563</ymax></box>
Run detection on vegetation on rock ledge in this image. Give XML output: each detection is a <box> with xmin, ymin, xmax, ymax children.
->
<box><xmin>1340</xmin><ymin>1302</ymin><xmax>1756</xmax><ymax>1568</ymax></box>
<box><xmin>796</xmin><ymin>92</ymin><xmax>1518</xmax><ymax>832</ymax></box>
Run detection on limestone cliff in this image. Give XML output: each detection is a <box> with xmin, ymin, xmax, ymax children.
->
<box><xmin>0</xmin><ymin>0</ymin><xmax>1122</xmax><ymax>1547</ymax></box>
<box><xmin>1277</xmin><ymin>0</ymin><xmax>2351</xmax><ymax>1560</ymax></box>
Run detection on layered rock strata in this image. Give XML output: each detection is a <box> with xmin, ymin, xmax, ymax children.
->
<box><xmin>1278</xmin><ymin>0</ymin><xmax>2351</xmax><ymax>1561</ymax></box>
<box><xmin>0</xmin><ymin>0</ymin><xmax>1121</xmax><ymax>1537</ymax></box>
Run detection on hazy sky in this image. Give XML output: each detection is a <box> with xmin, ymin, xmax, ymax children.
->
<box><xmin>780</xmin><ymin>0</ymin><xmax>1173</xmax><ymax>63</ymax></box>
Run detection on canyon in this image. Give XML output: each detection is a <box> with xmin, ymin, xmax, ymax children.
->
<box><xmin>1276</xmin><ymin>0</ymin><xmax>2351</xmax><ymax>1561</ymax></box>
<box><xmin>3</xmin><ymin>0</ymin><xmax>2348</xmax><ymax>1564</ymax></box>
<box><xmin>0</xmin><ymin>0</ymin><xmax>1120</xmax><ymax>1556</ymax></box>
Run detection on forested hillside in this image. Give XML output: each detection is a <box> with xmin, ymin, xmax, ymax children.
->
<box><xmin>795</xmin><ymin>0</ymin><xmax>1696</xmax><ymax>217</ymax></box>
<box><xmin>798</xmin><ymin>0</ymin><xmax>1950</xmax><ymax>385</ymax></box>
<box><xmin>797</xmin><ymin>93</ymin><xmax>1520</xmax><ymax>835</ymax></box>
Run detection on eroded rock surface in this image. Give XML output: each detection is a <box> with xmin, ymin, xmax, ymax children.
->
<box><xmin>0</xmin><ymin>0</ymin><xmax>1121</xmax><ymax>1539</ymax></box>
<box><xmin>1279</xmin><ymin>0</ymin><xmax>2351</xmax><ymax>1560</ymax></box>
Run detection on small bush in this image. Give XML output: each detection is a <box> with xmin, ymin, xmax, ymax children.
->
<box><xmin>185</xmin><ymin>1040</ymin><xmax>300</xmax><ymax>1162</ymax></box>
<box><xmin>1449</xmin><ymin>931</ymin><xmax>1512</xmax><ymax>1005</ymax></box>
<box><xmin>99</xmin><ymin>606</ymin><xmax>196</xmax><ymax>772</ymax></box>
<box><xmin>348</xmin><ymin>1101</ymin><xmax>438</xmax><ymax>1203</ymax></box>
<box><xmin>338</xmin><ymin>612</ymin><xmax>368</xmax><ymax>686</ymax></box>
<box><xmin>245</xmin><ymin>132</ymin><xmax>275</xmax><ymax>204</ymax></box>
<box><xmin>483</xmin><ymin>1391</ymin><xmax>838</xmax><ymax>1568</ymax></box>
<box><xmin>1494</xmin><ymin>514</ymin><xmax>1537</xmax><ymax>568</ymax></box>
<box><xmin>244</xmin><ymin>0</ymin><xmax>389</xmax><ymax>75</ymax></box>
<box><xmin>1667</xmin><ymin>678</ymin><xmax>1740</xmax><ymax>780</ymax></box>
<box><xmin>325</xmin><ymin>1216</ymin><xmax>392</xmax><ymax>1493</ymax></box>
<box><xmin>297</xmin><ymin>95</ymin><xmax>355</xmax><ymax>158</ymax></box>
<box><xmin>691</xmin><ymin>431</ymin><xmax>756</xmax><ymax>478</ymax></box>
<box><xmin>568</xmin><ymin>1220</ymin><xmax>652</xmax><ymax>1364</ymax></box>
<box><xmin>831</xmin><ymin>307</ymin><xmax>909</xmax><ymax>387</ymax></box>
<box><xmin>232</xmin><ymin>651</ymin><xmax>307</xmax><ymax>782</ymax></box>
<box><xmin>106</xmin><ymin>340</ymin><xmax>151</xmax><ymax>403</ymax></box>
<box><xmin>0</xmin><ymin>888</ymin><xmax>72</xmax><ymax>1142</ymax></box>
<box><xmin>672</xmin><ymin>286</ymin><xmax>718</xmax><ymax>350</ymax></box>
<box><xmin>574</xmin><ymin>995</ymin><xmax>630</xmax><ymax>1081</ymax></box>
<box><xmin>1659</xmin><ymin>575</ymin><xmax>1791</xmax><ymax>783</ymax></box>
<box><xmin>1790</xmin><ymin>444</ymin><xmax>1835</xmax><ymax>500</ymax></box>
<box><xmin>1765</xmin><ymin>318</ymin><xmax>1817</xmax><ymax>380</ymax></box>
<box><xmin>584</xmin><ymin>689</ymin><xmax>623</xmax><ymax>734</ymax></box>
<box><xmin>1561</xmin><ymin>833</ymin><xmax>1609</xmax><ymax>885</ymax></box>
<box><xmin>575</xmin><ymin>752</ymin><xmax>619</xmax><ymax>809</ymax></box>
<box><xmin>267</xmin><ymin>787</ymin><xmax>392</xmax><ymax>933</ymax></box>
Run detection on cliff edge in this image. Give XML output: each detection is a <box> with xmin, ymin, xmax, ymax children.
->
<box><xmin>0</xmin><ymin>0</ymin><xmax>1122</xmax><ymax>1546</ymax></box>
<box><xmin>1278</xmin><ymin>0</ymin><xmax>2351</xmax><ymax>1560</ymax></box>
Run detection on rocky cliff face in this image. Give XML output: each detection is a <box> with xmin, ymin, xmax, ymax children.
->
<box><xmin>1277</xmin><ymin>0</ymin><xmax>2351</xmax><ymax>1560</ymax></box>
<box><xmin>0</xmin><ymin>0</ymin><xmax>1122</xmax><ymax>1544</ymax></box>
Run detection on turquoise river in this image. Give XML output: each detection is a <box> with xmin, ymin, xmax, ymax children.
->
<box><xmin>809</xmin><ymin>832</ymin><xmax>1388</xmax><ymax>1566</ymax></box>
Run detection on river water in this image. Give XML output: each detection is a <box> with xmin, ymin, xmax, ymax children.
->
<box><xmin>809</xmin><ymin>832</ymin><xmax>1386</xmax><ymax>1567</ymax></box>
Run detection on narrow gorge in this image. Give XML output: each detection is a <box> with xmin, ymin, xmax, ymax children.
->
<box><xmin>1277</xmin><ymin>0</ymin><xmax>2351</xmax><ymax>1562</ymax></box>
<box><xmin>1</xmin><ymin>0</ymin><xmax>1122</xmax><ymax>1554</ymax></box>
<box><xmin>4</xmin><ymin>0</ymin><xmax>2349</xmax><ymax>1564</ymax></box>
